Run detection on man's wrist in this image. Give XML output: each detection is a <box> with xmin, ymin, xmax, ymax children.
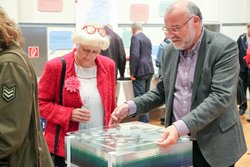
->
<box><xmin>125</xmin><ymin>100</ymin><xmax>136</xmax><ymax>116</ymax></box>
<box><xmin>172</xmin><ymin>120</ymin><xmax>190</xmax><ymax>137</ymax></box>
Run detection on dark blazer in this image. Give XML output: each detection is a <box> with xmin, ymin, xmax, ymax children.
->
<box><xmin>101</xmin><ymin>26</ymin><xmax>126</xmax><ymax>78</ymax></box>
<box><xmin>133</xmin><ymin>29</ymin><xmax>247</xmax><ymax>166</ymax></box>
<box><xmin>237</xmin><ymin>33</ymin><xmax>248</xmax><ymax>72</ymax></box>
<box><xmin>129</xmin><ymin>32</ymin><xmax>154</xmax><ymax>78</ymax></box>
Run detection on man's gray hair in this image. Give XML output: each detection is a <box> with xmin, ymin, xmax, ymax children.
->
<box><xmin>165</xmin><ymin>1</ymin><xmax>203</xmax><ymax>22</ymax></box>
<box><xmin>132</xmin><ymin>22</ymin><xmax>143</xmax><ymax>31</ymax></box>
<box><xmin>247</xmin><ymin>23</ymin><xmax>250</xmax><ymax>28</ymax></box>
<box><xmin>187</xmin><ymin>2</ymin><xmax>203</xmax><ymax>21</ymax></box>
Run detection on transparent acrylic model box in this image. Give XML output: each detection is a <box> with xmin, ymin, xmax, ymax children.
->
<box><xmin>66</xmin><ymin>121</ymin><xmax>192</xmax><ymax>167</ymax></box>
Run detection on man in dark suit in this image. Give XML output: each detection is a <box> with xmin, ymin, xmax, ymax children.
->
<box><xmin>237</xmin><ymin>23</ymin><xmax>250</xmax><ymax>115</ymax></box>
<box><xmin>109</xmin><ymin>1</ymin><xmax>247</xmax><ymax>166</ymax></box>
<box><xmin>100</xmin><ymin>25</ymin><xmax>126</xmax><ymax>79</ymax></box>
<box><xmin>129</xmin><ymin>22</ymin><xmax>154</xmax><ymax>123</ymax></box>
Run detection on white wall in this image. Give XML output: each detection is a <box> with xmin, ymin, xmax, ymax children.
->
<box><xmin>221</xmin><ymin>26</ymin><xmax>246</xmax><ymax>41</ymax></box>
<box><xmin>2</xmin><ymin>1</ymin><xmax>249</xmax><ymax>22</ymax></box>
<box><xmin>16</xmin><ymin>0</ymin><xmax>75</xmax><ymax>23</ymax></box>
<box><xmin>1</xmin><ymin>0</ymin><xmax>250</xmax><ymax>46</ymax></box>
<box><xmin>218</xmin><ymin>0</ymin><xmax>248</xmax><ymax>40</ymax></box>
<box><xmin>181</xmin><ymin>0</ymin><xmax>249</xmax><ymax>41</ymax></box>
<box><xmin>219</xmin><ymin>0</ymin><xmax>247</xmax><ymax>23</ymax></box>
<box><xmin>191</xmin><ymin>0</ymin><xmax>220</xmax><ymax>21</ymax></box>
<box><xmin>115</xmin><ymin>0</ymin><xmax>250</xmax><ymax>48</ymax></box>
<box><xmin>0</xmin><ymin>0</ymin><xmax>18</xmax><ymax>22</ymax></box>
<box><xmin>247</xmin><ymin>0</ymin><xmax>250</xmax><ymax>22</ymax></box>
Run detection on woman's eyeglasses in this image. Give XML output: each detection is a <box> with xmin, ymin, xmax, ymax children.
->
<box><xmin>82</xmin><ymin>25</ymin><xmax>107</xmax><ymax>37</ymax></box>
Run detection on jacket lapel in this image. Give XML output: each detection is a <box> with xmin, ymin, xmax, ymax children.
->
<box><xmin>166</xmin><ymin>49</ymin><xmax>179</xmax><ymax>125</ymax></box>
<box><xmin>169</xmin><ymin>50</ymin><xmax>179</xmax><ymax>98</ymax></box>
<box><xmin>96</xmin><ymin>56</ymin><xmax>107</xmax><ymax>84</ymax></box>
<box><xmin>96</xmin><ymin>56</ymin><xmax>108</xmax><ymax>108</ymax></box>
<box><xmin>191</xmin><ymin>30</ymin><xmax>210</xmax><ymax>103</ymax></box>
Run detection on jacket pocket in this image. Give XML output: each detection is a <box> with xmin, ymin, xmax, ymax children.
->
<box><xmin>219</xmin><ymin>116</ymin><xmax>238</xmax><ymax>132</ymax></box>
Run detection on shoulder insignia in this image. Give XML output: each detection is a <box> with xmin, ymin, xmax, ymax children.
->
<box><xmin>1</xmin><ymin>85</ymin><xmax>16</xmax><ymax>102</ymax></box>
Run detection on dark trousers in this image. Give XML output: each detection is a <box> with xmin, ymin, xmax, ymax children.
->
<box><xmin>51</xmin><ymin>154</ymin><xmax>66</xmax><ymax>167</ymax></box>
<box><xmin>239</xmin><ymin>70</ymin><xmax>250</xmax><ymax>110</ymax></box>
<box><xmin>132</xmin><ymin>75</ymin><xmax>152</xmax><ymax>123</ymax></box>
<box><xmin>193</xmin><ymin>141</ymin><xmax>234</xmax><ymax>167</ymax></box>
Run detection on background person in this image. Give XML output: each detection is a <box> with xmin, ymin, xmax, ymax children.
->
<box><xmin>109</xmin><ymin>1</ymin><xmax>247</xmax><ymax>167</ymax></box>
<box><xmin>155</xmin><ymin>37</ymin><xmax>170</xmax><ymax>78</ymax></box>
<box><xmin>0</xmin><ymin>7</ymin><xmax>53</xmax><ymax>167</ymax></box>
<box><xmin>155</xmin><ymin>37</ymin><xmax>170</xmax><ymax>125</ymax></box>
<box><xmin>129</xmin><ymin>22</ymin><xmax>154</xmax><ymax>123</ymax></box>
<box><xmin>237</xmin><ymin>23</ymin><xmax>250</xmax><ymax>115</ymax></box>
<box><xmin>38</xmin><ymin>23</ymin><xmax>116</xmax><ymax>167</ymax></box>
<box><xmin>100</xmin><ymin>25</ymin><xmax>126</xmax><ymax>80</ymax></box>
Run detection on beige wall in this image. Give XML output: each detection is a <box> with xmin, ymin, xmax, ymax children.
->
<box><xmin>1</xmin><ymin>0</ymin><xmax>18</xmax><ymax>22</ymax></box>
<box><xmin>2</xmin><ymin>0</ymin><xmax>250</xmax><ymax>41</ymax></box>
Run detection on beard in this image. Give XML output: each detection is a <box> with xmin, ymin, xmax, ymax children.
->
<box><xmin>170</xmin><ymin>31</ymin><xmax>196</xmax><ymax>50</ymax></box>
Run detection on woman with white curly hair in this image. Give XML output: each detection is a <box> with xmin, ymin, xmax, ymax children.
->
<box><xmin>38</xmin><ymin>23</ymin><xmax>116</xmax><ymax>167</ymax></box>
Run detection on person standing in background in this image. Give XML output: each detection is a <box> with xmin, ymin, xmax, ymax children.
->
<box><xmin>38</xmin><ymin>23</ymin><xmax>116</xmax><ymax>167</ymax></box>
<box><xmin>237</xmin><ymin>23</ymin><xmax>250</xmax><ymax>115</ymax></box>
<box><xmin>109</xmin><ymin>1</ymin><xmax>247</xmax><ymax>166</ymax></box>
<box><xmin>155</xmin><ymin>37</ymin><xmax>171</xmax><ymax>78</ymax></box>
<box><xmin>0</xmin><ymin>7</ymin><xmax>53</xmax><ymax>167</ymax></box>
<box><xmin>155</xmin><ymin>36</ymin><xmax>171</xmax><ymax>125</ymax></box>
<box><xmin>129</xmin><ymin>22</ymin><xmax>154</xmax><ymax>123</ymax></box>
<box><xmin>100</xmin><ymin>25</ymin><xmax>126</xmax><ymax>80</ymax></box>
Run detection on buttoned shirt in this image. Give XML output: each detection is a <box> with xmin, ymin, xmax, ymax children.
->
<box><xmin>128</xmin><ymin>28</ymin><xmax>204</xmax><ymax>137</ymax></box>
<box><xmin>172</xmin><ymin>29</ymin><xmax>204</xmax><ymax>137</ymax></box>
<box><xmin>172</xmin><ymin>48</ymin><xmax>198</xmax><ymax>121</ymax></box>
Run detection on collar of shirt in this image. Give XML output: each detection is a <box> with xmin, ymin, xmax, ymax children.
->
<box><xmin>134</xmin><ymin>31</ymin><xmax>142</xmax><ymax>35</ymax></box>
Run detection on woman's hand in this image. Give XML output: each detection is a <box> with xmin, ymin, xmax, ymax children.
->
<box><xmin>71</xmin><ymin>108</ymin><xmax>90</xmax><ymax>123</ymax></box>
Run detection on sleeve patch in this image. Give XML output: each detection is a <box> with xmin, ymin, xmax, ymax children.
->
<box><xmin>1</xmin><ymin>85</ymin><xmax>16</xmax><ymax>102</ymax></box>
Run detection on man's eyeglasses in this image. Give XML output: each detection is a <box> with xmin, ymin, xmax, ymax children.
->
<box><xmin>162</xmin><ymin>16</ymin><xmax>194</xmax><ymax>34</ymax></box>
<box><xmin>82</xmin><ymin>25</ymin><xmax>107</xmax><ymax>37</ymax></box>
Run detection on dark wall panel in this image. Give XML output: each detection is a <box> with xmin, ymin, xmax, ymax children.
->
<box><xmin>19</xmin><ymin>26</ymin><xmax>48</xmax><ymax>77</ymax></box>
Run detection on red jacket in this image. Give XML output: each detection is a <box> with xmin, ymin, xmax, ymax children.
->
<box><xmin>38</xmin><ymin>49</ymin><xmax>116</xmax><ymax>157</ymax></box>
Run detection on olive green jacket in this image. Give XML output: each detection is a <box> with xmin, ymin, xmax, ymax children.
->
<box><xmin>0</xmin><ymin>45</ymin><xmax>53</xmax><ymax>167</ymax></box>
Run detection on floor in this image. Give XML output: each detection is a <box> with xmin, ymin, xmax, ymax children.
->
<box><xmin>235</xmin><ymin>114</ymin><xmax>250</xmax><ymax>167</ymax></box>
<box><xmin>123</xmin><ymin>107</ymin><xmax>250</xmax><ymax>167</ymax></box>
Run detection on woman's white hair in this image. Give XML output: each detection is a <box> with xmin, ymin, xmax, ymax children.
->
<box><xmin>72</xmin><ymin>23</ymin><xmax>110</xmax><ymax>50</ymax></box>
